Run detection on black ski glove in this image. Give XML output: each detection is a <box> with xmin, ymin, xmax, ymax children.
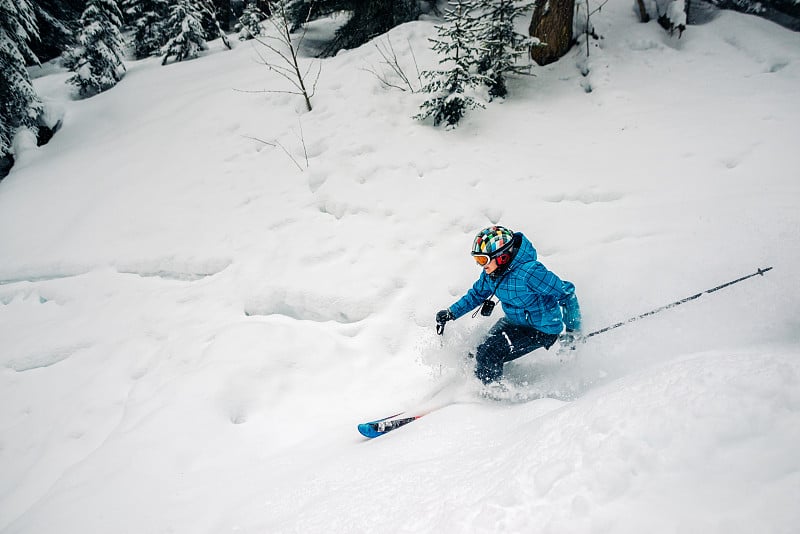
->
<box><xmin>436</xmin><ymin>309</ymin><xmax>454</xmax><ymax>335</ymax></box>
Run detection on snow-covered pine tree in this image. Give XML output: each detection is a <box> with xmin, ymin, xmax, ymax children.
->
<box><xmin>30</xmin><ymin>0</ymin><xmax>84</xmax><ymax>62</ymax></box>
<box><xmin>65</xmin><ymin>0</ymin><xmax>127</xmax><ymax>98</ymax></box>
<box><xmin>123</xmin><ymin>0</ymin><xmax>170</xmax><ymax>59</ymax></box>
<box><xmin>321</xmin><ymin>0</ymin><xmax>422</xmax><ymax>57</ymax></box>
<box><xmin>161</xmin><ymin>0</ymin><xmax>208</xmax><ymax>64</ymax></box>
<box><xmin>209</xmin><ymin>0</ymin><xmax>235</xmax><ymax>32</ymax></box>
<box><xmin>197</xmin><ymin>0</ymin><xmax>232</xmax><ymax>49</ymax></box>
<box><xmin>0</xmin><ymin>0</ymin><xmax>43</xmax><ymax>160</ymax></box>
<box><xmin>237</xmin><ymin>1</ymin><xmax>266</xmax><ymax>40</ymax></box>
<box><xmin>286</xmin><ymin>0</ymin><xmax>317</xmax><ymax>31</ymax></box>
<box><xmin>474</xmin><ymin>0</ymin><xmax>534</xmax><ymax>99</ymax></box>
<box><xmin>285</xmin><ymin>1</ymin><xmax>426</xmax><ymax>56</ymax></box>
<box><xmin>416</xmin><ymin>0</ymin><xmax>486</xmax><ymax>127</ymax></box>
<box><xmin>660</xmin><ymin>0</ymin><xmax>687</xmax><ymax>36</ymax></box>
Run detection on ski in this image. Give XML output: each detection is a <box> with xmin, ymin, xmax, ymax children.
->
<box><xmin>357</xmin><ymin>412</ymin><xmax>426</xmax><ymax>439</ymax></box>
<box><xmin>357</xmin><ymin>373</ymin><xmax>469</xmax><ymax>438</ymax></box>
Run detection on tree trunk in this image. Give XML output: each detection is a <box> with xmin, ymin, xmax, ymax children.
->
<box><xmin>636</xmin><ymin>0</ymin><xmax>651</xmax><ymax>22</ymax></box>
<box><xmin>529</xmin><ymin>0</ymin><xmax>575</xmax><ymax>66</ymax></box>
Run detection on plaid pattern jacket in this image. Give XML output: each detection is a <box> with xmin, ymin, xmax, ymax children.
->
<box><xmin>449</xmin><ymin>233</ymin><xmax>580</xmax><ymax>335</ymax></box>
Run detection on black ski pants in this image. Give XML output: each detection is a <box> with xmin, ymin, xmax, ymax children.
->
<box><xmin>474</xmin><ymin>318</ymin><xmax>558</xmax><ymax>384</ymax></box>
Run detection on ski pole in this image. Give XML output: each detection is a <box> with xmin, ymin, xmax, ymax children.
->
<box><xmin>582</xmin><ymin>266</ymin><xmax>773</xmax><ymax>340</ymax></box>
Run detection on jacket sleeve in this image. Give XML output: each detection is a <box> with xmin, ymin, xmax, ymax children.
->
<box><xmin>449</xmin><ymin>275</ymin><xmax>492</xmax><ymax>319</ymax></box>
<box><xmin>559</xmin><ymin>280</ymin><xmax>582</xmax><ymax>331</ymax></box>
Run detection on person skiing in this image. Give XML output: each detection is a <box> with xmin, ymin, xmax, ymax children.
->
<box><xmin>436</xmin><ymin>225</ymin><xmax>582</xmax><ymax>385</ymax></box>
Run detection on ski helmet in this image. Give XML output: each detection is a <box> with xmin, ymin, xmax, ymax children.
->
<box><xmin>471</xmin><ymin>226</ymin><xmax>515</xmax><ymax>257</ymax></box>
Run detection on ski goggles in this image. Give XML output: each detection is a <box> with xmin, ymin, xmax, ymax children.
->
<box><xmin>472</xmin><ymin>253</ymin><xmax>493</xmax><ymax>266</ymax></box>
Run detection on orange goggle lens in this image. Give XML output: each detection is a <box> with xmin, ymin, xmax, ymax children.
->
<box><xmin>473</xmin><ymin>254</ymin><xmax>491</xmax><ymax>266</ymax></box>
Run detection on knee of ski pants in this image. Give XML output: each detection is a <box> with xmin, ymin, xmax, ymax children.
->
<box><xmin>475</xmin><ymin>329</ymin><xmax>512</xmax><ymax>362</ymax></box>
<box><xmin>474</xmin><ymin>331</ymin><xmax>512</xmax><ymax>383</ymax></box>
<box><xmin>475</xmin><ymin>363</ymin><xmax>503</xmax><ymax>384</ymax></box>
<box><xmin>474</xmin><ymin>326</ymin><xmax>558</xmax><ymax>383</ymax></box>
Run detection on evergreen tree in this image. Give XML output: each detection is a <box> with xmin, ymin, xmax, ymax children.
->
<box><xmin>287</xmin><ymin>1</ymin><xmax>427</xmax><ymax>57</ymax></box>
<box><xmin>197</xmin><ymin>0</ymin><xmax>232</xmax><ymax>49</ymax></box>
<box><xmin>210</xmin><ymin>0</ymin><xmax>235</xmax><ymax>32</ymax></box>
<box><xmin>122</xmin><ymin>0</ymin><xmax>170</xmax><ymax>59</ymax></box>
<box><xmin>237</xmin><ymin>1</ymin><xmax>266</xmax><ymax>40</ymax></box>
<box><xmin>323</xmin><ymin>0</ymin><xmax>421</xmax><ymax>57</ymax></box>
<box><xmin>0</xmin><ymin>0</ymin><xmax>43</xmax><ymax>159</ymax></box>
<box><xmin>474</xmin><ymin>0</ymin><xmax>533</xmax><ymax>99</ymax></box>
<box><xmin>30</xmin><ymin>0</ymin><xmax>85</xmax><ymax>62</ymax></box>
<box><xmin>708</xmin><ymin>0</ymin><xmax>800</xmax><ymax>30</ymax></box>
<box><xmin>286</xmin><ymin>0</ymin><xmax>317</xmax><ymax>31</ymax></box>
<box><xmin>161</xmin><ymin>0</ymin><xmax>208</xmax><ymax>64</ymax></box>
<box><xmin>416</xmin><ymin>0</ymin><xmax>486</xmax><ymax>127</ymax></box>
<box><xmin>65</xmin><ymin>0</ymin><xmax>127</xmax><ymax>98</ymax></box>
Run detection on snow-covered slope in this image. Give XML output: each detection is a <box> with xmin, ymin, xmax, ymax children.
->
<box><xmin>1</xmin><ymin>3</ymin><xmax>799</xmax><ymax>533</ymax></box>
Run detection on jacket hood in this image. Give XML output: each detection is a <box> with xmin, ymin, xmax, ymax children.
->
<box><xmin>488</xmin><ymin>232</ymin><xmax>536</xmax><ymax>279</ymax></box>
<box><xmin>511</xmin><ymin>233</ymin><xmax>538</xmax><ymax>265</ymax></box>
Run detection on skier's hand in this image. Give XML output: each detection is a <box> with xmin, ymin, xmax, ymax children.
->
<box><xmin>436</xmin><ymin>309</ymin><xmax>454</xmax><ymax>335</ymax></box>
<box><xmin>558</xmin><ymin>330</ymin><xmax>581</xmax><ymax>351</ymax></box>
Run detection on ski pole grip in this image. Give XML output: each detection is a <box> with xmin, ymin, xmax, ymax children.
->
<box><xmin>436</xmin><ymin>322</ymin><xmax>446</xmax><ymax>336</ymax></box>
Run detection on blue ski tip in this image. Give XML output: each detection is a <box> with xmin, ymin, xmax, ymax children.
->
<box><xmin>357</xmin><ymin>415</ymin><xmax>419</xmax><ymax>438</ymax></box>
<box><xmin>358</xmin><ymin>423</ymin><xmax>382</xmax><ymax>439</ymax></box>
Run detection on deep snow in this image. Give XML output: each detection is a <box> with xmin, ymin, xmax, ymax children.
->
<box><xmin>1</xmin><ymin>2</ymin><xmax>799</xmax><ymax>533</ymax></box>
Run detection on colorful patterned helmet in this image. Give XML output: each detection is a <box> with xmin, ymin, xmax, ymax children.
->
<box><xmin>471</xmin><ymin>226</ymin><xmax>515</xmax><ymax>257</ymax></box>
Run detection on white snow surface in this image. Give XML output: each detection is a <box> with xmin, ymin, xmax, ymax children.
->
<box><xmin>2</xmin><ymin>4</ymin><xmax>800</xmax><ymax>533</ymax></box>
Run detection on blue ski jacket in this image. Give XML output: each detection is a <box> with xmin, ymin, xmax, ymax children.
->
<box><xmin>448</xmin><ymin>233</ymin><xmax>581</xmax><ymax>335</ymax></box>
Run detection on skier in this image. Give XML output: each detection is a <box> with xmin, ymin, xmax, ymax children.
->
<box><xmin>436</xmin><ymin>225</ymin><xmax>582</xmax><ymax>385</ymax></box>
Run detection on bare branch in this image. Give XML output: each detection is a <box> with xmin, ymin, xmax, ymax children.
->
<box><xmin>242</xmin><ymin>135</ymin><xmax>276</xmax><ymax>147</ymax></box>
<box><xmin>296</xmin><ymin>118</ymin><xmax>309</xmax><ymax>168</ymax></box>
<box><xmin>273</xmin><ymin>139</ymin><xmax>304</xmax><ymax>172</ymax></box>
<box><xmin>246</xmin><ymin>0</ymin><xmax>318</xmax><ymax>112</ymax></box>
<box><xmin>294</xmin><ymin>1</ymin><xmax>316</xmax><ymax>49</ymax></box>
<box><xmin>364</xmin><ymin>37</ymin><xmax>421</xmax><ymax>93</ymax></box>
<box><xmin>310</xmin><ymin>62</ymin><xmax>321</xmax><ymax>98</ymax></box>
<box><xmin>233</xmin><ymin>88</ymin><xmax>307</xmax><ymax>96</ymax></box>
<box><xmin>235</xmin><ymin>2</ymin><xmax>317</xmax><ymax>173</ymax></box>
<box><xmin>362</xmin><ymin>66</ymin><xmax>411</xmax><ymax>92</ymax></box>
<box><xmin>407</xmin><ymin>38</ymin><xmax>422</xmax><ymax>86</ymax></box>
<box><xmin>242</xmin><ymin>135</ymin><xmax>304</xmax><ymax>172</ymax></box>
